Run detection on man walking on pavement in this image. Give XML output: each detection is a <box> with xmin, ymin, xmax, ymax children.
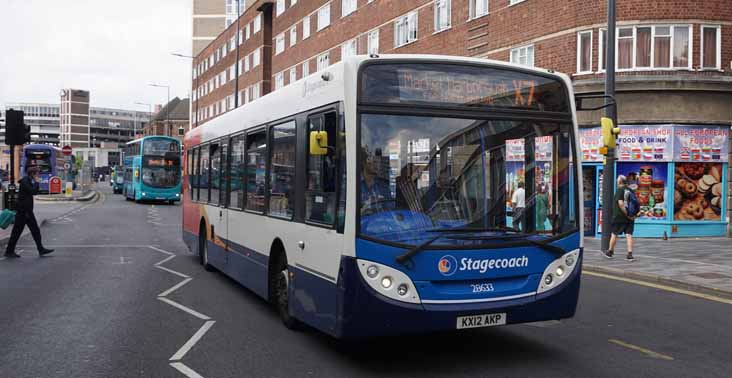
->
<box><xmin>3</xmin><ymin>166</ymin><xmax>54</xmax><ymax>258</ymax></box>
<box><xmin>603</xmin><ymin>175</ymin><xmax>635</xmax><ymax>261</ymax></box>
<box><xmin>511</xmin><ymin>181</ymin><xmax>526</xmax><ymax>231</ymax></box>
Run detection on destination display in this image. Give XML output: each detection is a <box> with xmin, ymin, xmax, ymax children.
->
<box><xmin>144</xmin><ymin>157</ymin><xmax>178</xmax><ymax>167</ymax></box>
<box><xmin>360</xmin><ymin>64</ymin><xmax>570</xmax><ymax>112</ymax></box>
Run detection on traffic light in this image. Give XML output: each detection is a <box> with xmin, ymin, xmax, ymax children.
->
<box><xmin>601</xmin><ymin>117</ymin><xmax>621</xmax><ymax>150</ymax></box>
<box><xmin>4</xmin><ymin>109</ymin><xmax>31</xmax><ymax>145</ymax></box>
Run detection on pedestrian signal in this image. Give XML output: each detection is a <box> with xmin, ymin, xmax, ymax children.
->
<box><xmin>601</xmin><ymin>117</ymin><xmax>620</xmax><ymax>149</ymax></box>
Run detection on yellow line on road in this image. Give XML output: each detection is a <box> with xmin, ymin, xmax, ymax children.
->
<box><xmin>584</xmin><ymin>271</ymin><xmax>732</xmax><ymax>305</ymax></box>
<box><xmin>608</xmin><ymin>339</ymin><xmax>674</xmax><ymax>361</ymax></box>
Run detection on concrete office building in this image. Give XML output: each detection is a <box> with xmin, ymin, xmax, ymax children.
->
<box><xmin>193</xmin><ymin>0</ymin><xmax>252</xmax><ymax>56</ymax></box>
<box><xmin>1</xmin><ymin>103</ymin><xmax>61</xmax><ymax>145</ymax></box>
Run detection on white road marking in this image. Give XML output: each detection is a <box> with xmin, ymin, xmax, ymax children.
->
<box><xmin>155</xmin><ymin>254</ymin><xmax>176</xmax><ymax>266</ymax></box>
<box><xmin>149</xmin><ymin>245</ymin><xmax>175</xmax><ymax>255</ymax></box>
<box><xmin>170</xmin><ymin>362</ymin><xmax>205</xmax><ymax>378</ymax></box>
<box><xmin>154</xmin><ymin>264</ymin><xmax>190</xmax><ymax>279</ymax></box>
<box><xmin>113</xmin><ymin>256</ymin><xmax>132</xmax><ymax>265</ymax></box>
<box><xmin>157</xmin><ymin>297</ymin><xmax>211</xmax><ymax>320</ymax></box>
<box><xmin>170</xmin><ymin>320</ymin><xmax>216</xmax><ymax>361</ymax></box>
<box><xmin>158</xmin><ymin>278</ymin><xmax>193</xmax><ymax>297</ymax></box>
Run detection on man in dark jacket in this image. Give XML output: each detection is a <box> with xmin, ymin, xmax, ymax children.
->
<box><xmin>4</xmin><ymin>167</ymin><xmax>54</xmax><ymax>258</ymax></box>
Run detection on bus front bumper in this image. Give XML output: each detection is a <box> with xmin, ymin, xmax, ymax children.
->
<box><xmin>334</xmin><ymin>255</ymin><xmax>582</xmax><ymax>339</ymax></box>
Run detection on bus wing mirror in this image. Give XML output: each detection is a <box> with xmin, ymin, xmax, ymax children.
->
<box><xmin>309</xmin><ymin>131</ymin><xmax>328</xmax><ymax>156</ymax></box>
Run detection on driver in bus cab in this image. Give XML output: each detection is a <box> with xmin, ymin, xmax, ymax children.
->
<box><xmin>360</xmin><ymin>148</ymin><xmax>392</xmax><ymax>211</ymax></box>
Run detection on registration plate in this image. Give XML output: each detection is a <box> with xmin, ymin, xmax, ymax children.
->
<box><xmin>456</xmin><ymin>313</ymin><xmax>506</xmax><ymax>329</ymax></box>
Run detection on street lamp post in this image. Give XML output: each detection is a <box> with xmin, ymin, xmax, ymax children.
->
<box><xmin>171</xmin><ymin>53</ymin><xmax>198</xmax><ymax>131</ymax></box>
<box><xmin>134</xmin><ymin>102</ymin><xmax>152</xmax><ymax>137</ymax></box>
<box><xmin>148</xmin><ymin>84</ymin><xmax>170</xmax><ymax>136</ymax></box>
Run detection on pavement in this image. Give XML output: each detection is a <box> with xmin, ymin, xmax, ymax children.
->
<box><xmin>583</xmin><ymin>236</ymin><xmax>732</xmax><ymax>298</ymax></box>
<box><xmin>0</xmin><ymin>184</ymin><xmax>730</xmax><ymax>377</ymax></box>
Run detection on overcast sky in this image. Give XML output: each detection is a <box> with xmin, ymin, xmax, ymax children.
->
<box><xmin>0</xmin><ymin>0</ymin><xmax>193</xmax><ymax>111</ymax></box>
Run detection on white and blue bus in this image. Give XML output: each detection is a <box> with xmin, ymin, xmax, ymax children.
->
<box><xmin>123</xmin><ymin>136</ymin><xmax>182</xmax><ymax>203</ymax></box>
<box><xmin>21</xmin><ymin>144</ymin><xmax>63</xmax><ymax>193</ymax></box>
<box><xmin>182</xmin><ymin>55</ymin><xmax>583</xmax><ymax>338</ymax></box>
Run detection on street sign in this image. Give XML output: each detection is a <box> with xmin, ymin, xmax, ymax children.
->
<box><xmin>64</xmin><ymin>182</ymin><xmax>73</xmax><ymax>197</ymax></box>
<box><xmin>49</xmin><ymin>176</ymin><xmax>62</xmax><ymax>194</ymax></box>
<box><xmin>62</xmin><ymin>145</ymin><xmax>73</xmax><ymax>156</ymax></box>
<box><xmin>63</xmin><ymin>162</ymin><xmax>71</xmax><ymax>170</ymax></box>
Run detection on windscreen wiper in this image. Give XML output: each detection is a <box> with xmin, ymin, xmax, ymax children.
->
<box><xmin>448</xmin><ymin>233</ymin><xmax>566</xmax><ymax>256</ymax></box>
<box><xmin>426</xmin><ymin>225</ymin><xmax>521</xmax><ymax>233</ymax></box>
<box><xmin>395</xmin><ymin>234</ymin><xmax>444</xmax><ymax>266</ymax></box>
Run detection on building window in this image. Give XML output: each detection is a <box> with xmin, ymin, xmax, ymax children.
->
<box><xmin>302</xmin><ymin>61</ymin><xmax>310</xmax><ymax>77</ymax></box>
<box><xmin>252</xmin><ymin>83</ymin><xmax>260</xmax><ymax>99</ymax></box>
<box><xmin>342</xmin><ymin>0</ymin><xmax>356</xmax><ymax>18</ymax></box>
<box><xmin>253</xmin><ymin>48</ymin><xmax>261</xmax><ymax>67</ymax></box>
<box><xmin>276</xmin><ymin>0</ymin><xmax>285</xmax><ymax>16</ymax></box>
<box><xmin>245</xmin><ymin>24</ymin><xmax>250</xmax><ymax>40</ymax></box>
<box><xmin>275</xmin><ymin>33</ymin><xmax>285</xmax><ymax>55</ymax></box>
<box><xmin>394</xmin><ymin>12</ymin><xmax>418</xmax><ymax>48</ymax></box>
<box><xmin>615</xmin><ymin>25</ymin><xmax>692</xmax><ymax>71</ymax></box>
<box><xmin>341</xmin><ymin>39</ymin><xmax>357</xmax><ymax>58</ymax></box>
<box><xmin>230</xmin><ymin>64</ymin><xmax>236</xmax><ymax>81</ymax></box>
<box><xmin>254</xmin><ymin>15</ymin><xmax>262</xmax><ymax>33</ymax></box>
<box><xmin>434</xmin><ymin>0</ymin><xmax>451</xmax><ymax>32</ymax></box>
<box><xmin>269</xmin><ymin>121</ymin><xmax>296</xmax><ymax>218</ymax></box>
<box><xmin>368</xmin><ymin>29</ymin><xmax>379</xmax><ymax>54</ymax></box>
<box><xmin>469</xmin><ymin>0</ymin><xmax>488</xmax><ymax>19</ymax></box>
<box><xmin>317</xmin><ymin>3</ymin><xmax>331</xmax><ymax>31</ymax></box>
<box><xmin>317</xmin><ymin>52</ymin><xmax>330</xmax><ymax>71</ymax></box>
<box><xmin>510</xmin><ymin>45</ymin><xmax>534</xmax><ymax>66</ymax></box>
<box><xmin>290</xmin><ymin>67</ymin><xmax>297</xmax><ymax>84</ymax></box>
<box><xmin>303</xmin><ymin>16</ymin><xmax>311</xmax><ymax>39</ymax></box>
<box><xmin>292</xmin><ymin>0</ymin><xmax>297</xmax><ymax>5</ymax></box>
<box><xmin>275</xmin><ymin>72</ymin><xmax>285</xmax><ymax>89</ymax></box>
<box><xmin>577</xmin><ymin>31</ymin><xmax>592</xmax><ymax>73</ymax></box>
<box><xmin>636</xmin><ymin>26</ymin><xmax>652</xmax><ymax>68</ymax></box>
<box><xmin>245</xmin><ymin>130</ymin><xmax>267</xmax><ymax>212</ymax></box>
<box><xmin>701</xmin><ymin>25</ymin><xmax>721</xmax><ymax>70</ymax></box>
<box><xmin>290</xmin><ymin>27</ymin><xmax>297</xmax><ymax>47</ymax></box>
<box><xmin>245</xmin><ymin>55</ymin><xmax>250</xmax><ymax>71</ymax></box>
<box><xmin>509</xmin><ymin>0</ymin><xmax>525</xmax><ymax>5</ymax></box>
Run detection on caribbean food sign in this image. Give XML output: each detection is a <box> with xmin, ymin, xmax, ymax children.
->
<box><xmin>673</xmin><ymin>126</ymin><xmax>729</xmax><ymax>162</ymax></box>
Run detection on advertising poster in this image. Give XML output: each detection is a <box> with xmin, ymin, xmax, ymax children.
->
<box><xmin>579</xmin><ymin>128</ymin><xmax>604</xmax><ymax>162</ymax></box>
<box><xmin>506</xmin><ymin>137</ymin><xmax>553</xmax><ymax>162</ymax></box>
<box><xmin>673</xmin><ymin>126</ymin><xmax>729</xmax><ymax>162</ymax></box>
<box><xmin>616</xmin><ymin>162</ymin><xmax>668</xmax><ymax>220</ymax></box>
<box><xmin>674</xmin><ymin>162</ymin><xmax>724</xmax><ymax>221</ymax></box>
<box><xmin>505</xmin><ymin>161</ymin><xmax>525</xmax><ymax>210</ymax></box>
<box><xmin>616</xmin><ymin>125</ymin><xmax>673</xmax><ymax>162</ymax></box>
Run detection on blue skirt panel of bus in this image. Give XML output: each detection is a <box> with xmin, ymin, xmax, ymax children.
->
<box><xmin>222</xmin><ymin>239</ymin><xmax>270</xmax><ymax>300</ymax></box>
<box><xmin>353</xmin><ymin>233</ymin><xmax>580</xmax><ymax>302</ymax></box>
<box><xmin>332</xmin><ymin>254</ymin><xmax>582</xmax><ymax>339</ymax></box>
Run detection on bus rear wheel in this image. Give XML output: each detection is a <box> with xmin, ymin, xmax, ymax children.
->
<box><xmin>272</xmin><ymin>255</ymin><xmax>302</xmax><ymax>330</ymax></box>
<box><xmin>198</xmin><ymin>225</ymin><xmax>215</xmax><ymax>272</ymax></box>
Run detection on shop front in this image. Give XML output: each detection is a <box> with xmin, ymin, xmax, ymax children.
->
<box><xmin>580</xmin><ymin>125</ymin><xmax>729</xmax><ymax>238</ymax></box>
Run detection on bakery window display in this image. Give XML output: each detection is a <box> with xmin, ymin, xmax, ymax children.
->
<box><xmin>673</xmin><ymin>163</ymin><xmax>723</xmax><ymax>221</ymax></box>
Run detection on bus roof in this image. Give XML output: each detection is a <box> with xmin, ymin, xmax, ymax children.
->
<box><xmin>185</xmin><ymin>54</ymin><xmax>571</xmax><ymax>146</ymax></box>
<box><xmin>23</xmin><ymin>144</ymin><xmax>61</xmax><ymax>152</ymax></box>
<box><xmin>126</xmin><ymin>135</ymin><xmax>180</xmax><ymax>145</ymax></box>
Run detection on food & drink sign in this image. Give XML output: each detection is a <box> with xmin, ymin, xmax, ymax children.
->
<box><xmin>615</xmin><ymin>125</ymin><xmax>673</xmax><ymax>162</ymax></box>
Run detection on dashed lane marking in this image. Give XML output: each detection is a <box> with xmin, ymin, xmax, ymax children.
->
<box><xmin>584</xmin><ymin>271</ymin><xmax>732</xmax><ymax>305</ymax></box>
<box><xmin>157</xmin><ymin>297</ymin><xmax>211</xmax><ymax>320</ymax></box>
<box><xmin>158</xmin><ymin>278</ymin><xmax>192</xmax><ymax>297</ymax></box>
<box><xmin>608</xmin><ymin>339</ymin><xmax>674</xmax><ymax>361</ymax></box>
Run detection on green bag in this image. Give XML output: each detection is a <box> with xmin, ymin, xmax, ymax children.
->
<box><xmin>0</xmin><ymin>209</ymin><xmax>16</xmax><ymax>229</ymax></box>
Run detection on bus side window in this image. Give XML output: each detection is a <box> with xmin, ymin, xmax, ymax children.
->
<box><xmin>200</xmin><ymin>145</ymin><xmax>210</xmax><ymax>202</ymax></box>
<box><xmin>229</xmin><ymin>135</ymin><xmax>246</xmax><ymax>209</ymax></box>
<box><xmin>192</xmin><ymin>148</ymin><xmax>199</xmax><ymax>201</ymax></box>
<box><xmin>210</xmin><ymin>143</ymin><xmax>221</xmax><ymax>205</ymax></box>
<box><xmin>305</xmin><ymin>112</ymin><xmax>337</xmax><ymax>225</ymax></box>
<box><xmin>246</xmin><ymin>130</ymin><xmax>267</xmax><ymax>212</ymax></box>
<box><xmin>219</xmin><ymin>142</ymin><xmax>228</xmax><ymax>207</ymax></box>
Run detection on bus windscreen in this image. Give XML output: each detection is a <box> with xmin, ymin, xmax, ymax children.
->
<box><xmin>360</xmin><ymin>63</ymin><xmax>570</xmax><ymax>113</ymax></box>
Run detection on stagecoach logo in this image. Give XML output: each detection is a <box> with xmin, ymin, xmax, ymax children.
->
<box><xmin>438</xmin><ymin>255</ymin><xmax>458</xmax><ymax>276</ymax></box>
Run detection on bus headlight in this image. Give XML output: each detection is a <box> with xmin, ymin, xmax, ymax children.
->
<box><xmin>538</xmin><ymin>249</ymin><xmax>580</xmax><ymax>294</ymax></box>
<box><xmin>142</xmin><ymin>192</ymin><xmax>146</xmax><ymax>196</ymax></box>
<box><xmin>357</xmin><ymin>259</ymin><xmax>420</xmax><ymax>304</ymax></box>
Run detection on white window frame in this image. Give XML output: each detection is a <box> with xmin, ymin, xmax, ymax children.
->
<box><xmin>510</xmin><ymin>45</ymin><xmax>534</xmax><ymax>67</ymax></box>
<box><xmin>303</xmin><ymin>16</ymin><xmax>311</xmax><ymax>39</ymax></box>
<box><xmin>302</xmin><ymin>61</ymin><xmax>310</xmax><ymax>77</ymax></box>
<box><xmin>367</xmin><ymin>29</ymin><xmax>379</xmax><ymax>55</ymax></box>
<box><xmin>245</xmin><ymin>24</ymin><xmax>250</xmax><ymax>40</ymax></box>
<box><xmin>394</xmin><ymin>12</ymin><xmax>418</xmax><ymax>48</ymax></box>
<box><xmin>275</xmin><ymin>72</ymin><xmax>284</xmax><ymax>90</ymax></box>
<box><xmin>252</xmin><ymin>83</ymin><xmax>260</xmax><ymax>99</ymax></box>
<box><xmin>317</xmin><ymin>3</ymin><xmax>331</xmax><ymax>31</ymax></box>
<box><xmin>291</xmin><ymin>0</ymin><xmax>298</xmax><ymax>5</ymax></box>
<box><xmin>317</xmin><ymin>52</ymin><xmax>330</xmax><ymax>71</ymax></box>
<box><xmin>290</xmin><ymin>67</ymin><xmax>297</xmax><ymax>84</ymax></box>
<box><xmin>341</xmin><ymin>38</ymin><xmax>358</xmax><ymax>59</ymax></box>
<box><xmin>434</xmin><ymin>0</ymin><xmax>451</xmax><ymax>33</ymax></box>
<box><xmin>245</xmin><ymin>55</ymin><xmax>250</xmax><ymax>72</ymax></box>
<box><xmin>614</xmin><ymin>24</ymin><xmax>693</xmax><ymax>72</ymax></box>
<box><xmin>342</xmin><ymin>0</ymin><xmax>356</xmax><ymax>18</ymax></box>
<box><xmin>276</xmin><ymin>0</ymin><xmax>286</xmax><ymax>17</ymax></box>
<box><xmin>469</xmin><ymin>0</ymin><xmax>489</xmax><ymax>20</ymax></box>
<box><xmin>254</xmin><ymin>15</ymin><xmax>262</xmax><ymax>34</ymax></box>
<box><xmin>576</xmin><ymin>30</ymin><xmax>593</xmax><ymax>74</ymax></box>
<box><xmin>290</xmin><ymin>27</ymin><xmax>297</xmax><ymax>47</ymax></box>
<box><xmin>275</xmin><ymin>33</ymin><xmax>285</xmax><ymax>55</ymax></box>
<box><xmin>700</xmin><ymin>25</ymin><xmax>722</xmax><ymax>70</ymax></box>
<box><xmin>253</xmin><ymin>48</ymin><xmax>261</xmax><ymax>67</ymax></box>
<box><xmin>509</xmin><ymin>0</ymin><xmax>525</xmax><ymax>5</ymax></box>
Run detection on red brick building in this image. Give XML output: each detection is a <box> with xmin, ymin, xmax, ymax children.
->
<box><xmin>192</xmin><ymin>0</ymin><xmax>732</xmax><ymax>237</ymax></box>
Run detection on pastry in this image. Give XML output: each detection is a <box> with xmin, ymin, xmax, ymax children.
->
<box><xmin>712</xmin><ymin>183</ymin><xmax>722</xmax><ymax>197</ymax></box>
<box><xmin>710</xmin><ymin>166</ymin><xmax>721</xmax><ymax>182</ymax></box>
